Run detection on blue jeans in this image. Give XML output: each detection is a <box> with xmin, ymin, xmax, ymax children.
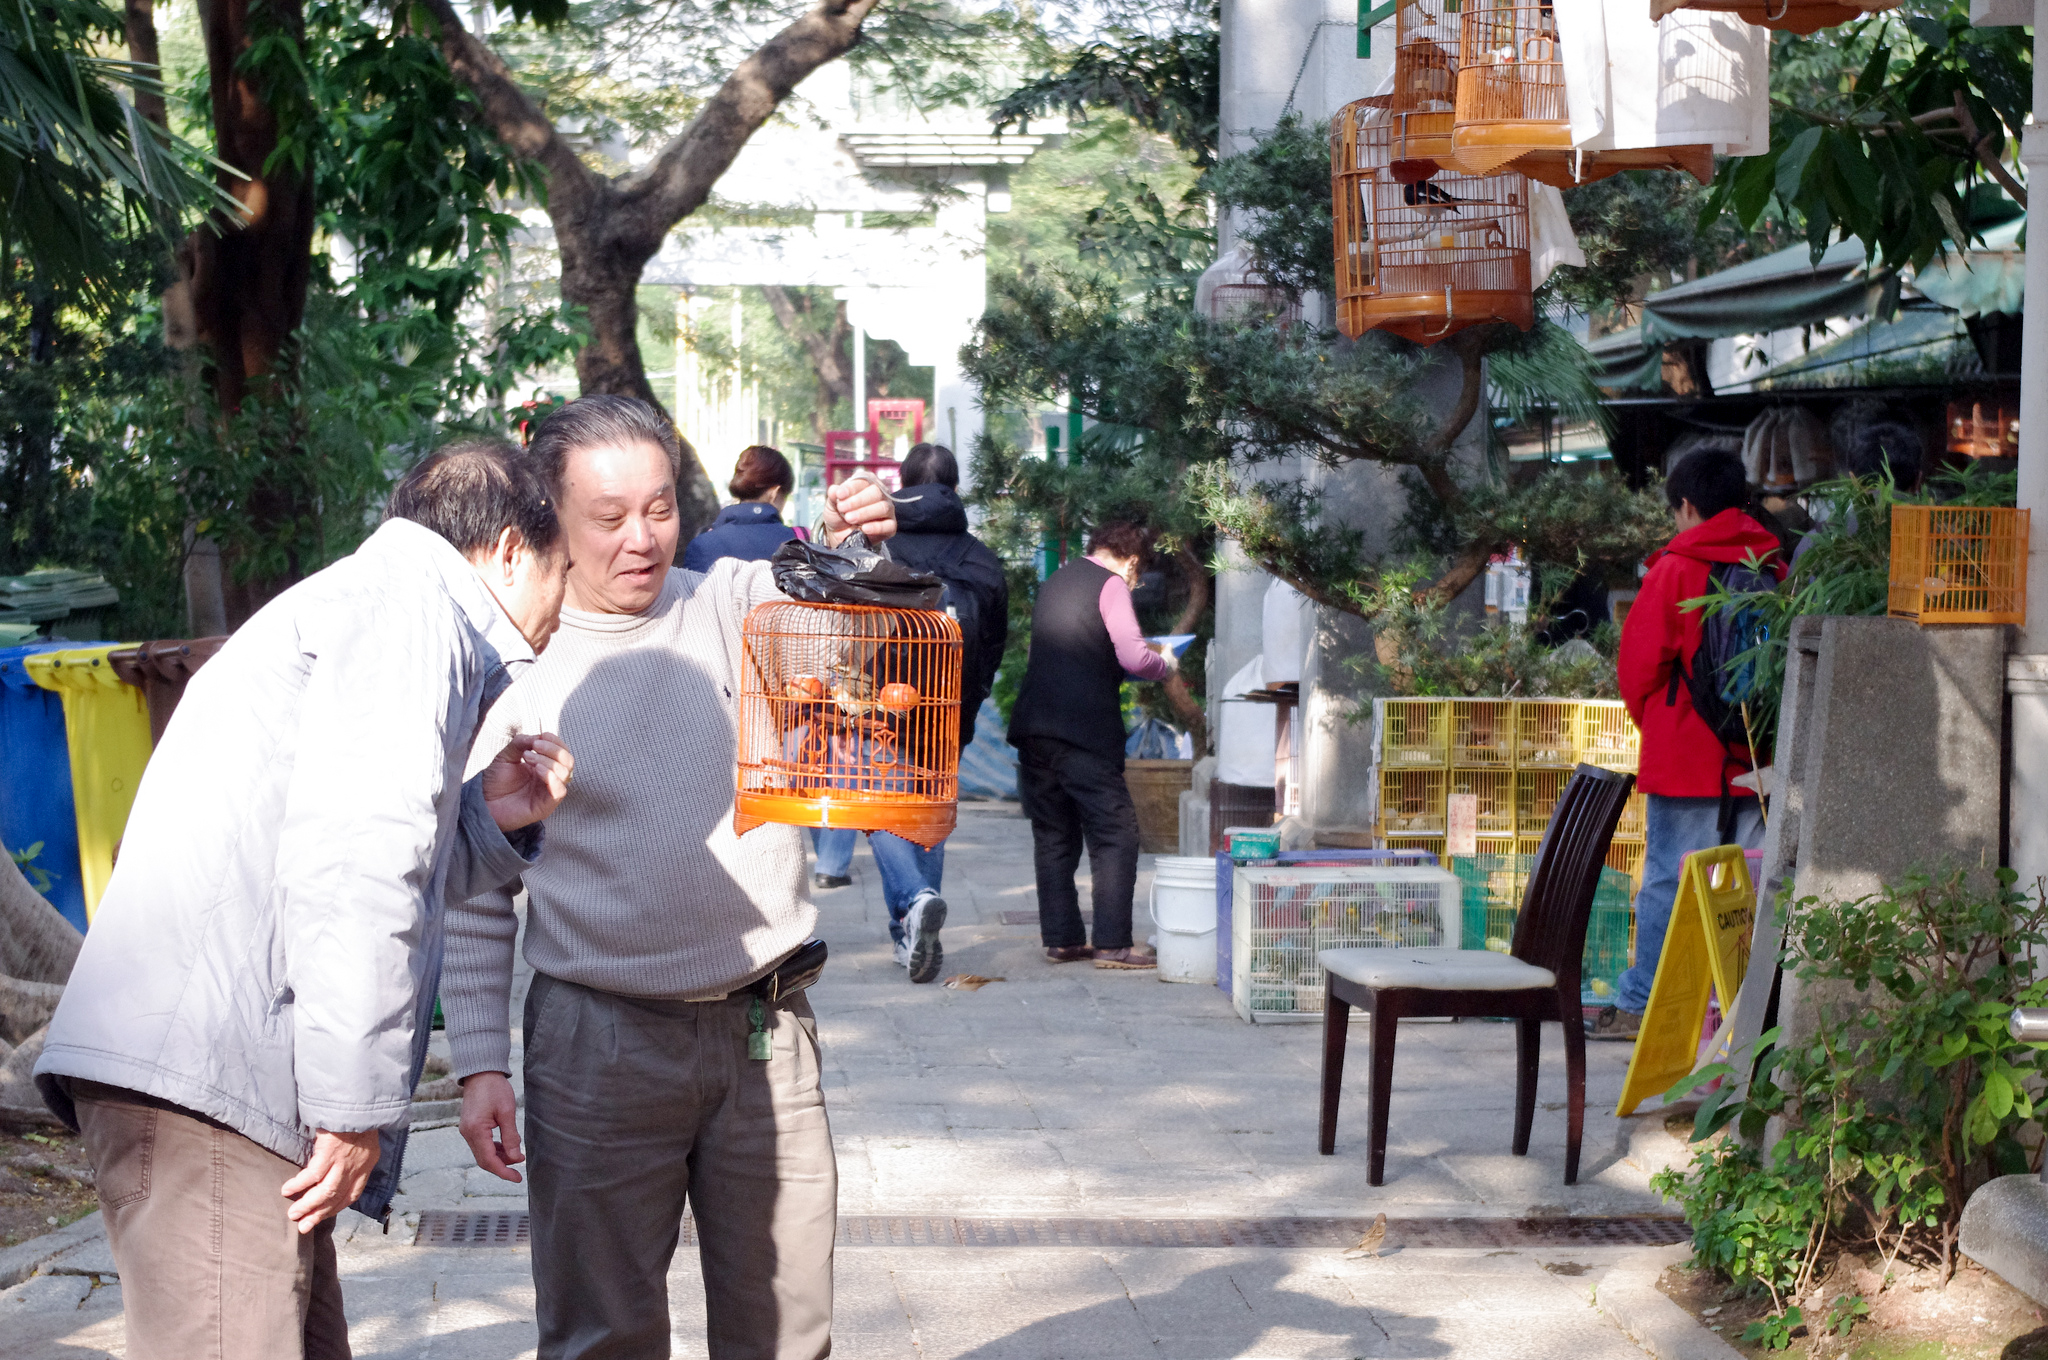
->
<box><xmin>811</xmin><ymin>828</ymin><xmax>856</xmax><ymax>878</ymax></box>
<box><xmin>1613</xmin><ymin>794</ymin><xmax>1764</xmax><ymax>1015</ymax></box>
<box><xmin>871</xmin><ymin>832</ymin><xmax>945</xmax><ymax>946</ymax></box>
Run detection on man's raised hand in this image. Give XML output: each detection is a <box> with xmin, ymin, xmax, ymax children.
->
<box><xmin>823</xmin><ymin>474</ymin><xmax>898</xmax><ymax>546</ymax></box>
<box><xmin>482</xmin><ymin>732</ymin><xmax>574</xmax><ymax>832</ymax></box>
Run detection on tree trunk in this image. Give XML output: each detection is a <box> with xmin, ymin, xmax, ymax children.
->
<box><xmin>123</xmin><ymin>0</ymin><xmax>168</xmax><ymax>129</ymax></box>
<box><xmin>184</xmin><ymin>0</ymin><xmax>319</xmax><ymax>625</ymax></box>
<box><xmin>561</xmin><ymin>241</ymin><xmax>721</xmax><ymax>533</ymax></box>
<box><xmin>762</xmin><ymin>285</ymin><xmax>852</xmax><ymax>440</ymax></box>
<box><xmin>0</xmin><ymin>845</ymin><xmax>82</xmax><ymax>986</ymax></box>
<box><xmin>188</xmin><ymin>0</ymin><xmax>315</xmax><ymax>416</ymax></box>
<box><xmin>420</xmin><ymin>0</ymin><xmax>880</xmax><ymax>538</ymax></box>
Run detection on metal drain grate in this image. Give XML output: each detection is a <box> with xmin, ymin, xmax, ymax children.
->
<box><xmin>415</xmin><ymin>1211</ymin><xmax>1685</xmax><ymax>1250</ymax></box>
<box><xmin>415</xmin><ymin>1210</ymin><xmax>531</xmax><ymax>1246</ymax></box>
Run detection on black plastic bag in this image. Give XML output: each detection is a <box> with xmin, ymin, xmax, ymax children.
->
<box><xmin>771</xmin><ymin>534</ymin><xmax>945</xmax><ymax>610</ymax></box>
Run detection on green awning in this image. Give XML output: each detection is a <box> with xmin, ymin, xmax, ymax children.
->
<box><xmin>1639</xmin><ymin>237</ymin><xmax>1897</xmax><ymax>345</ymax></box>
<box><xmin>1911</xmin><ymin>214</ymin><xmax>2025</xmax><ymax>317</ymax></box>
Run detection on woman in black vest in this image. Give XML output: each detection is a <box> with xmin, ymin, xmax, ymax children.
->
<box><xmin>1006</xmin><ymin>521</ymin><xmax>1174</xmax><ymax>968</ymax></box>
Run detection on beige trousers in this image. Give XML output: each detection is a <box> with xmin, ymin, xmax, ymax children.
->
<box><xmin>71</xmin><ymin>1081</ymin><xmax>349</xmax><ymax>1360</ymax></box>
<box><xmin>523</xmin><ymin>974</ymin><xmax>838</xmax><ymax>1360</ymax></box>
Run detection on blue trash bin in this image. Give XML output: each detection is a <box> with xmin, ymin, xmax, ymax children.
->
<box><xmin>0</xmin><ymin>641</ymin><xmax>100</xmax><ymax>931</ymax></box>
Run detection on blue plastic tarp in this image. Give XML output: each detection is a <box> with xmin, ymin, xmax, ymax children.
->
<box><xmin>0</xmin><ymin>641</ymin><xmax>99</xmax><ymax>930</ymax></box>
<box><xmin>958</xmin><ymin>699</ymin><xmax>1018</xmax><ymax>800</ymax></box>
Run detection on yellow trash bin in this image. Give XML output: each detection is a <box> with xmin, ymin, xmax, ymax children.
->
<box><xmin>27</xmin><ymin>646</ymin><xmax>151</xmax><ymax>920</ymax></box>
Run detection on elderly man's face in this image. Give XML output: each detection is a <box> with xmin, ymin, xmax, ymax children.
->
<box><xmin>560</xmin><ymin>439</ymin><xmax>679</xmax><ymax>615</ymax></box>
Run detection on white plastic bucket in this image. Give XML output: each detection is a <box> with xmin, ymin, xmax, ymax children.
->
<box><xmin>1149</xmin><ymin>855</ymin><xmax>1219</xmax><ymax>984</ymax></box>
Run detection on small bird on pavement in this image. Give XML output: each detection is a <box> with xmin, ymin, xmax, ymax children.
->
<box><xmin>1345</xmin><ymin>1213</ymin><xmax>1389</xmax><ymax>1259</ymax></box>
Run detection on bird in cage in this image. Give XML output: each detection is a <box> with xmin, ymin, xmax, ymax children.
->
<box><xmin>1402</xmin><ymin>179</ymin><xmax>1471</xmax><ymax>216</ymax></box>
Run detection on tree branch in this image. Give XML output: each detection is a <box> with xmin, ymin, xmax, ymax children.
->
<box><xmin>763</xmin><ymin>284</ymin><xmax>852</xmax><ymax>400</ymax></box>
<box><xmin>624</xmin><ymin>0</ymin><xmax>881</xmax><ymax>232</ymax></box>
<box><xmin>416</xmin><ymin>0</ymin><xmax>595</xmax><ymax>210</ymax></box>
<box><xmin>1951</xmin><ymin>93</ymin><xmax>2027</xmax><ymax>210</ymax></box>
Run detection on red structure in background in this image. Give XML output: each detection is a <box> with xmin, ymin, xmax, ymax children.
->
<box><xmin>867</xmin><ymin>399</ymin><xmax>925</xmax><ymax>449</ymax></box>
<box><xmin>822</xmin><ymin>430</ymin><xmax>892</xmax><ymax>488</ymax></box>
<box><xmin>823</xmin><ymin>400</ymin><xmax>928</xmax><ymax>489</ymax></box>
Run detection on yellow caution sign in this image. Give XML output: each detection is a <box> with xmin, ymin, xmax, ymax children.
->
<box><xmin>1616</xmin><ymin>845</ymin><xmax>1756</xmax><ymax>1117</ymax></box>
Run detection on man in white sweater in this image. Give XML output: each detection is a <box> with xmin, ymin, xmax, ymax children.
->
<box><xmin>443</xmin><ymin>396</ymin><xmax>897</xmax><ymax>1360</ymax></box>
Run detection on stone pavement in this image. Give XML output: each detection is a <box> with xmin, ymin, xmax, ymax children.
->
<box><xmin>3</xmin><ymin>802</ymin><xmax>1690</xmax><ymax>1358</ymax></box>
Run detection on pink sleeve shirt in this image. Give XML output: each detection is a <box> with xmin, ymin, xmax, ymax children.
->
<box><xmin>1089</xmin><ymin>555</ymin><xmax>1171</xmax><ymax>681</ymax></box>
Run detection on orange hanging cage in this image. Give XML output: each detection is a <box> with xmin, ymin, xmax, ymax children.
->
<box><xmin>1385</xmin><ymin>0</ymin><xmax>1463</xmax><ymax>167</ymax></box>
<box><xmin>1332</xmin><ymin>98</ymin><xmax>1535</xmax><ymax>345</ymax></box>
<box><xmin>1450</xmin><ymin>0</ymin><xmax>1713</xmax><ymax>186</ymax></box>
<box><xmin>734</xmin><ymin>600</ymin><xmax>963</xmax><ymax>848</ymax></box>
<box><xmin>1652</xmin><ymin>0</ymin><xmax>1895</xmax><ymax>35</ymax></box>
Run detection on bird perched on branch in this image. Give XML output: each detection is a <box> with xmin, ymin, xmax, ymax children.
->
<box><xmin>1402</xmin><ymin>180</ymin><xmax>1469</xmax><ymax>215</ymax></box>
<box><xmin>1345</xmin><ymin>1213</ymin><xmax>1389</xmax><ymax>1259</ymax></box>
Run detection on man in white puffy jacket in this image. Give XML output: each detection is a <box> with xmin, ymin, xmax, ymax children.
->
<box><xmin>35</xmin><ymin>441</ymin><xmax>578</xmax><ymax>1360</ymax></box>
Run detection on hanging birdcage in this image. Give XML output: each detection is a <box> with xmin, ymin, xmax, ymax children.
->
<box><xmin>1386</xmin><ymin>0</ymin><xmax>1464</xmax><ymax>167</ymax></box>
<box><xmin>1331</xmin><ymin>97</ymin><xmax>1534</xmax><ymax>345</ymax></box>
<box><xmin>734</xmin><ymin>600</ymin><xmax>963</xmax><ymax>848</ymax></box>
<box><xmin>1652</xmin><ymin>0</ymin><xmax>1893</xmax><ymax>35</ymax></box>
<box><xmin>1450</xmin><ymin>0</ymin><xmax>1714</xmax><ymax>186</ymax></box>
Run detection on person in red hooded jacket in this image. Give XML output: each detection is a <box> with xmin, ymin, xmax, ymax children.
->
<box><xmin>1590</xmin><ymin>448</ymin><xmax>1786</xmax><ymax>1041</ymax></box>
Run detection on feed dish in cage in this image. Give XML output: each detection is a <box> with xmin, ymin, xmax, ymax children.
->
<box><xmin>1231</xmin><ymin>864</ymin><xmax>1462</xmax><ymax>1019</ymax></box>
<box><xmin>1448</xmin><ymin>0</ymin><xmax>1714</xmax><ymax>186</ymax></box>
<box><xmin>734</xmin><ymin>600</ymin><xmax>962</xmax><ymax>848</ymax></box>
<box><xmin>1331</xmin><ymin>96</ymin><xmax>1535</xmax><ymax>345</ymax></box>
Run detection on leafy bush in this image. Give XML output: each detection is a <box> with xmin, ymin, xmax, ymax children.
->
<box><xmin>1653</xmin><ymin>869</ymin><xmax>2048</xmax><ymax>1305</ymax></box>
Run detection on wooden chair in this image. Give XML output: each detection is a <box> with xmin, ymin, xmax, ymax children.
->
<box><xmin>1317</xmin><ymin>763</ymin><xmax>1636</xmax><ymax>1185</ymax></box>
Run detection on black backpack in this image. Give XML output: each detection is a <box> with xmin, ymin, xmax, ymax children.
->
<box><xmin>1673</xmin><ymin>558</ymin><xmax>1776</xmax><ymax>752</ymax></box>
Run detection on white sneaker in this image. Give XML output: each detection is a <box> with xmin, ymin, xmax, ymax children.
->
<box><xmin>903</xmin><ymin>890</ymin><xmax>947</xmax><ymax>984</ymax></box>
<box><xmin>893</xmin><ymin>938</ymin><xmax>911</xmax><ymax>969</ymax></box>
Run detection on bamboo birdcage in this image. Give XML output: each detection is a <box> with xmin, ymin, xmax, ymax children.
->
<box><xmin>1653</xmin><ymin>0</ymin><xmax>1895</xmax><ymax>35</ymax></box>
<box><xmin>1450</xmin><ymin>0</ymin><xmax>1714</xmax><ymax>186</ymax></box>
<box><xmin>733</xmin><ymin>600</ymin><xmax>963</xmax><ymax>848</ymax></box>
<box><xmin>1332</xmin><ymin>97</ymin><xmax>1535</xmax><ymax>344</ymax></box>
<box><xmin>1387</xmin><ymin>0</ymin><xmax>1463</xmax><ymax>166</ymax></box>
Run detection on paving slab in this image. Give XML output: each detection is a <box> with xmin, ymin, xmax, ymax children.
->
<box><xmin>2</xmin><ymin>803</ymin><xmax>1691</xmax><ymax>1358</ymax></box>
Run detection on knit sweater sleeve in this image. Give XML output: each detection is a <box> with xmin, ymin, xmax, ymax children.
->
<box><xmin>442</xmin><ymin>689</ymin><xmax>530</xmax><ymax>1080</ymax></box>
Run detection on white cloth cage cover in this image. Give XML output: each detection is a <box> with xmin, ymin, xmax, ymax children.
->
<box><xmin>1553</xmin><ymin>0</ymin><xmax>1770</xmax><ymax>155</ymax></box>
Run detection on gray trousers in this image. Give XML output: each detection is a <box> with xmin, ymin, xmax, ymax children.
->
<box><xmin>524</xmin><ymin>973</ymin><xmax>837</xmax><ymax>1360</ymax></box>
<box><xmin>71</xmin><ymin>1081</ymin><xmax>348</xmax><ymax>1360</ymax></box>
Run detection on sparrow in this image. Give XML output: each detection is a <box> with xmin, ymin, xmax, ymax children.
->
<box><xmin>1345</xmin><ymin>1213</ymin><xmax>1389</xmax><ymax>1259</ymax></box>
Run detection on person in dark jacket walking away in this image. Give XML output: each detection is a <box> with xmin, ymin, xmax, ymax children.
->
<box><xmin>1008</xmin><ymin>521</ymin><xmax>1172</xmax><ymax>969</ymax></box>
<box><xmin>680</xmin><ymin>444</ymin><xmax>799</xmax><ymax>572</ymax></box>
<box><xmin>860</xmin><ymin>443</ymin><xmax>1009</xmax><ymax>981</ymax></box>
<box><xmin>1591</xmin><ymin>448</ymin><xmax>1785</xmax><ymax>1040</ymax></box>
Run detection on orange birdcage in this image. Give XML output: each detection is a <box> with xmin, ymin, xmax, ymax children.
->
<box><xmin>1450</xmin><ymin>0</ymin><xmax>1714</xmax><ymax>186</ymax></box>
<box><xmin>1387</xmin><ymin>0</ymin><xmax>1463</xmax><ymax>165</ymax></box>
<box><xmin>733</xmin><ymin>600</ymin><xmax>963</xmax><ymax>848</ymax></box>
<box><xmin>1651</xmin><ymin>0</ymin><xmax>1894</xmax><ymax>35</ymax></box>
<box><xmin>1332</xmin><ymin>97</ymin><xmax>1535</xmax><ymax>344</ymax></box>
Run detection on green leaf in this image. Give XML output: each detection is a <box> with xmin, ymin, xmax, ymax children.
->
<box><xmin>1774</xmin><ymin>127</ymin><xmax>1823</xmax><ymax>205</ymax></box>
